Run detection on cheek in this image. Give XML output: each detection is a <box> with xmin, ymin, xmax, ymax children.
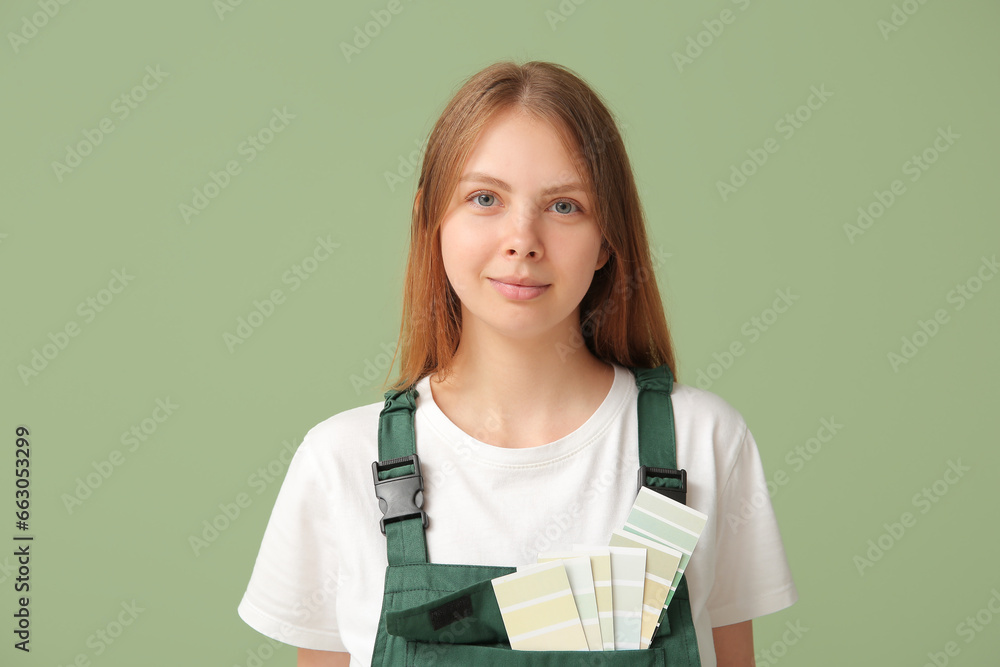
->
<box><xmin>552</xmin><ymin>229</ymin><xmax>602</xmax><ymax>273</ymax></box>
<box><xmin>440</xmin><ymin>224</ymin><xmax>485</xmax><ymax>292</ymax></box>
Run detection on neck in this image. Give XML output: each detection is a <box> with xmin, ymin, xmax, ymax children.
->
<box><xmin>430</xmin><ymin>315</ymin><xmax>614</xmax><ymax>447</ymax></box>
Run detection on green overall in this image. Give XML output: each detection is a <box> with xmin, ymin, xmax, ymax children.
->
<box><xmin>369</xmin><ymin>364</ymin><xmax>702</xmax><ymax>666</ymax></box>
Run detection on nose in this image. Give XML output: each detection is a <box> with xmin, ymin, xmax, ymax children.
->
<box><xmin>502</xmin><ymin>200</ymin><xmax>543</xmax><ymax>258</ymax></box>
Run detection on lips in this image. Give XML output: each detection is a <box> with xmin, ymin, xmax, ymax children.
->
<box><xmin>491</xmin><ymin>276</ymin><xmax>549</xmax><ymax>288</ymax></box>
<box><xmin>488</xmin><ymin>278</ymin><xmax>550</xmax><ymax>300</ymax></box>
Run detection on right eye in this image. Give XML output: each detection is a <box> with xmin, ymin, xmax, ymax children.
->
<box><xmin>466</xmin><ymin>191</ymin><xmax>499</xmax><ymax>209</ymax></box>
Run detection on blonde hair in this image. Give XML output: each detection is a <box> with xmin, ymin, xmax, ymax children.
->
<box><xmin>384</xmin><ymin>60</ymin><xmax>678</xmax><ymax>391</ymax></box>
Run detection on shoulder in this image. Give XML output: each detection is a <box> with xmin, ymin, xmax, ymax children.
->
<box><xmin>669</xmin><ymin>381</ymin><xmax>751</xmax><ymax>474</ymax></box>
<box><xmin>670</xmin><ymin>382</ymin><xmax>749</xmax><ymax>437</ymax></box>
<box><xmin>290</xmin><ymin>399</ymin><xmax>385</xmax><ymax>476</ymax></box>
<box><xmin>303</xmin><ymin>399</ymin><xmax>385</xmax><ymax>447</ymax></box>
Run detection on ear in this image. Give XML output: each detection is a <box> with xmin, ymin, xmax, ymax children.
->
<box><xmin>595</xmin><ymin>242</ymin><xmax>610</xmax><ymax>271</ymax></box>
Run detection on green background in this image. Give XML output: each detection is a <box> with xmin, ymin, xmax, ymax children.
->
<box><xmin>2</xmin><ymin>0</ymin><xmax>998</xmax><ymax>664</ymax></box>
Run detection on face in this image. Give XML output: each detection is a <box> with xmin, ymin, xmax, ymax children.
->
<box><xmin>437</xmin><ymin>108</ymin><xmax>609</xmax><ymax>343</ymax></box>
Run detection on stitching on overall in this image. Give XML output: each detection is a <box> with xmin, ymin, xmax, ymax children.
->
<box><xmin>394</xmin><ymin>564</ymin><xmax>509</xmax><ymax>571</ymax></box>
<box><xmin>376</xmin><ymin>591</ymin><xmax>394</xmax><ymax>667</ymax></box>
<box><xmin>391</xmin><ymin>586</ymin><xmax>482</xmax><ymax>595</ymax></box>
<box><xmin>677</xmin><ymin>599</ymin><xmax>693</xmax><ymax>662</ymax></box>
<box><xmin>407</xmin><ymin>644</ymin><xmax>670</xmax><ymax>662</ymax></box>
<box><xmin>387</xmin><ymin>564</ymin><xmax>514</xmax><ymax>596</ymax></box>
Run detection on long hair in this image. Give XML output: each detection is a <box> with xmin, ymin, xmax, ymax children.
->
<box><xmin>383</xmin><ymin>60</ymin><xmax>678</xmax><ymax>392</ymax></box>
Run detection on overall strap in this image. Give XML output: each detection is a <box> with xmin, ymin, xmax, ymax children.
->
<box><xmin>373</xmin><ymin>386</ymin><xmax>428</xmax><ymax>566</ymax></box>
<box><xmin>631</xmin><ymin>364</ymin><xmax>687</xmax><ymax>505</ymax></box>
<box><xmin>372</xmin><ymin>364</ymin><xmax>686</xmax><ymax>567</ymax></box>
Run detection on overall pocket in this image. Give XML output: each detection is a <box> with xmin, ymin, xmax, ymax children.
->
<box><xmin>379</xmin><ymin>563</ymin><xmax>700</xmax><ymax>665</ymax></box>
<box><xmin>406</xmin><ymin>642</ymin><xmax>667</xmax><ymax>666</ymax></box>
<box><xmin>386</xmin><ymin>575</ymin><xmax>507</xmax><ymax>645</ymax></box>
<box><xmin>388</xmin><ymin>571</ymin><xmax>670</xmax><ymax>665</ymax></box>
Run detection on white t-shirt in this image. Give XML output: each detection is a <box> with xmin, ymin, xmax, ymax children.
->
<box><xmin>237</xmin><ymin>362</ymin><xmax>798</xmax><ymax>666</ymax></box>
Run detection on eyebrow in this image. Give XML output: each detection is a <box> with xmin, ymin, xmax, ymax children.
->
<box><xmin>459</xmin><ymin>172</ymin><xmax>587</xmax><ymax>197</ymax></box>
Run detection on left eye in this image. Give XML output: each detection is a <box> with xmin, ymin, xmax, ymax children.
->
<box><xmin>550</xmin><ymin>200</ymin><xmax>578</xmax><ymax>215</ymax></box>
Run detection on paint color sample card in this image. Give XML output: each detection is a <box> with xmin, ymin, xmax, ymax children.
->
<box><xmin>609</xmin><ymin>529</ymin><xmax>683</xmax><ymax>648</ymax></box>
<box><xmin>532</xmin><ymin>555</ymin><xmax>602</xmax><ymax>651</ymax></box>
<box><xmin>568</xmin><ymin>546</ymin><xmax>615</xmax><ymax>650</ymax></box>
<box><xmin>624</xmin><ymin>487</ymin><xmax>708</xmax><ymax>608</ymax></box>
<box><xmin>608</xmin><ymin>546</ymin><xmax>646</xmax><ymax>650</ymax></box>
<box><xmin>492</xmin><ymin>561</ymin><xmax>589</xmax><ymax>651</ymax></box>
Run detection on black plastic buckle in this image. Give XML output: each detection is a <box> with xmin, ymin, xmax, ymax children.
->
<box><xmin>372</xmin><ymin>454</ymin><xmax>428</xmax><ymax>535</ymax></box>
<box><xmin>637</xmin><ymin>466</ymin><xmax>687</xmax><ymax>505</ymax></box>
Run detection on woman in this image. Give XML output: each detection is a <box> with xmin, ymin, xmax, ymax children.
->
<box><xmin>238</xmin><ymin>60</ymin><xmax>798</xmax><ymax>666</ymax></box>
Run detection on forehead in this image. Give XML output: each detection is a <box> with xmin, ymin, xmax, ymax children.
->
<box><xmin>460</xmin><ymin>110</ymin><xmax>587</xmax><ymax>189</ymax></box>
